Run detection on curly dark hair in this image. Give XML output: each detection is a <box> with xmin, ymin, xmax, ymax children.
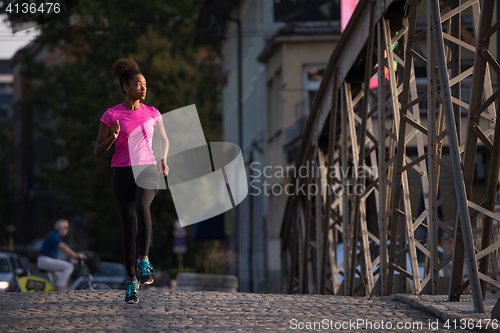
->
<box><xmin>111</xmin><ymin>58</ymin><xmax>143</xmax><ymax>95</ymax></box>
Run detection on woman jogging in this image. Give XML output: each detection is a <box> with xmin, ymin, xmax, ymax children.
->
<box><xmin>94</xmin><ymin>58</ymin><xmax>169</xmax><ymax>304</ymax></box>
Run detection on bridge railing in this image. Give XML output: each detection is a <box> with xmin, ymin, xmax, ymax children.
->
<box><xmin>280</xmin><ymin>0</ymin><xmax>500</xmax><ymax>313</ymax></box>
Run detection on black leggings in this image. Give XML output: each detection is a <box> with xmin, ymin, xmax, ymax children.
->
<box><xmin>112</xmin><ymin>165</ymin><xmax>159</xmax><ymax>278</ymax></box>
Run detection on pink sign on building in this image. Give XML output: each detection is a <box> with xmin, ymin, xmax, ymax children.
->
<box><xmin>341</xmin><ymin>0</ymin><xmax>359</xmax><ymax>31</ymax></box>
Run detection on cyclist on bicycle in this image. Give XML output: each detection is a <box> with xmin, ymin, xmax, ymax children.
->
<box><xmin>37</xmin><ymin>219</ymin><xmax>87</xmax><ymax>290</ymax></box>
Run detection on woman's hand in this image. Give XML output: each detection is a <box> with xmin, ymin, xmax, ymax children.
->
<box><xmin>95</xmin><ymin>122</ymin><xmax>116</xmax><ymax>157</ymax></box>
<box><xmin>158</xmin><ymin>158</ymin><xmax>169</xmax><ymax>176</ymax></box>
<box><xmin>110</xmin><ymin>120</ymin><xmax>120</xmax><ymax>139</ymax></box>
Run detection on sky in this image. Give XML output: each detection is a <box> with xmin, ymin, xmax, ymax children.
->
<box><xmin>0</xmin><ymin>15</ymin><xmax>39</xmax><ymax>60</ymax></box>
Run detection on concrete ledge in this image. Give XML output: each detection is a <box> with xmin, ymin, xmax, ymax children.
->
<box><xmin>393</xmin><ymin>294</ymin><xmax>499</xmax><ymax>333</ymax></box>
<box><xmin>176</xmin><ymin>273</ymin><xmax>238</xmax><ymax>292</ymax></box>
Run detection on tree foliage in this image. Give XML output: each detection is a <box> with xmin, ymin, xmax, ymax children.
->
<box><xmin>0</xmin><ymin>123</ymin><xmax>13</xmax><ymax>246</ymax></box>
<box><xmin>9</xmin><ymin>0</ymin><xmax>222</xmax><ymax>268</ymax></box>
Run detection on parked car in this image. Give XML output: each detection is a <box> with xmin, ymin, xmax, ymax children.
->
<box><xmin>0</xmin><ymin>252</ymin><xmax>28</xmax><ymax>292</ymax></box>
<box><xmin>26</xmin><ymin>238</ymin><xmax>44</xmax><ymax>262</ymax></box>
<box><xmin>26</xmin><ymin>238</ymin><xmax>69</xmax><ymax>262</ymax></box>
<box><xmin>91</xmin><ymin>262</ymin><xmax>127</xmax><ymax>290</ymax></box>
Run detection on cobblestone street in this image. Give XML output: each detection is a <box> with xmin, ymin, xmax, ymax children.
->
<box><xmin>0</xmin><ymin>290</ymin><xmax>484</xmax><ymax>332</ymax></box>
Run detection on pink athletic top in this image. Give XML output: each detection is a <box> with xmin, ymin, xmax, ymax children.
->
<box><xmin>100</xmin><ymin>103</ymin><xmax>163</xmax><ymax>167</ymax></box>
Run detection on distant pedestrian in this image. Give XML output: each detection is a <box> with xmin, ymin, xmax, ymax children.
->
<box><xmin>94</xmin><ymin>58</ymin><xmax>169</xmax><ymax>304</ymax></box>
<box><xmin>37</xmin><ymin>219</ymin><xmax>87</xmax><ymax>290</ymax></box>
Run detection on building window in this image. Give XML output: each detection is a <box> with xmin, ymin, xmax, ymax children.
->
<box><xmin>267</xmin><ymin>80</ymin><xmax>274</xmax><ymax>137</ymax></box>
<box><xmin>0</xmin><ymin>83</ymin><xmax>13</xmax><ymax>94</ymax></box>
<box><xmin>267</xmin><ymin>69</ymin><xmax>283</xmax><ymax>138</ymax></box>
<box><xmin>243</xmin><ymin>0</ymin><xmax>256</xmax><ymax>56</ymax></box>
<box><xmin>268</xmin><ymin>195</ymin><xmax>275</xmax><ymax>237</ymax></box>
<box><xmin>0</xmin><ymin>104</ymin><xmax>11</xmax><ymax>120</ymax></box>
<box><xmin>258</xmin><ymin>0</ymin><xmax>264</xmax><ymax>24</ymax></box>
<box><xmin>274</xmin><ymin>0</ymin><xmax>340</xmax><ymax>23</ymax></box>
<box><xmin>303</xmin><ymin>65</ymin><xmax>326</xmax><ymax>114</ymax></box>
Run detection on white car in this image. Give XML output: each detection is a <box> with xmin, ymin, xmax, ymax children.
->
<box><xmin>334</xmin><ymin>242</ymin><xmax>443</xmax><ymax>287</ymax></box>
<box><xmin>0</xmin><ymin>252</ymin><xmax>28</xmax><ymax>292</ymax></box>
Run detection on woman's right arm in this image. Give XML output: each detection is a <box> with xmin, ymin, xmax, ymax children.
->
<box><xmin>94</xmin><ymin>121</ymin><xmax>119</xmax><ymax>157</ymax></box>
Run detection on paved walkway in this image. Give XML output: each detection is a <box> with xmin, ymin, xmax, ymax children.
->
<box><xmin>0</xmin><ymin>290</ymin><xmax>486</xmax><ymax>332</ymax></box>
<box><xmin>396</xmin><ymin>294</ymin><xmax>500</xmax><ymax>333</ymax></box>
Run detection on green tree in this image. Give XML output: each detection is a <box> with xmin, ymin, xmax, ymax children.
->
<box><xmin>0</xmin><ymin>122</ymin><xmax>14</xmax><ymax>246</ymax></box>
<box><xmin>8</xmin><ymin>0</ymin><xmax>222</xmax><ymax>269</ymax></box>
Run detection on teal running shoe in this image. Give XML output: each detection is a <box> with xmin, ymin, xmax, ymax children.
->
<box><xmin>125</xmin><ymin>280</ymin><xmax>139</xmax><ymax>304</ymax></box>
<box><xmin>137</xmin><ymin>258</ymin><xmax>155</xmax><ymax>285</ymax></box>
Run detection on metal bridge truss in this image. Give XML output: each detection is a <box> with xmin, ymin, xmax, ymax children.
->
<box><xmin>281</xmin><ymin>0</ymin><xmax>500</xmax><ymax>312</ymax></box>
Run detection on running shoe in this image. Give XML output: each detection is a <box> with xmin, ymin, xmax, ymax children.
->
<box><xmin>125</xmin><ymin>280</ymin><xmax>139</xmax><ymax>304</ymax></box>
<box><xmin>137</xmin><ymin>258</ymin><xmax>155</xmax><ymax>285</ymax></box>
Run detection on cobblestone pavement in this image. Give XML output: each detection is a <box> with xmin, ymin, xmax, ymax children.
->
<box><xmin>0</xmin><ymin>290</ymin><xmax>481</xmax><ymax>332</ymax></box>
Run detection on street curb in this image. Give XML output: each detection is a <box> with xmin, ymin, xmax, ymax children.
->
<box><xmin>392</xmin><ymin>294</ymin><xmax>497</xmax><ymax>333</ymax></box>
<box><xmin>176</xmin><ymin>273</ymin><xmax>238</xmax><ymax>292</ymax></box>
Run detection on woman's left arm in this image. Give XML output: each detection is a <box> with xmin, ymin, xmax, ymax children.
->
<box><xmin>155</xmin><ymin>119</ymin><xmax>169</xmax><ymax>175</ymax></box>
